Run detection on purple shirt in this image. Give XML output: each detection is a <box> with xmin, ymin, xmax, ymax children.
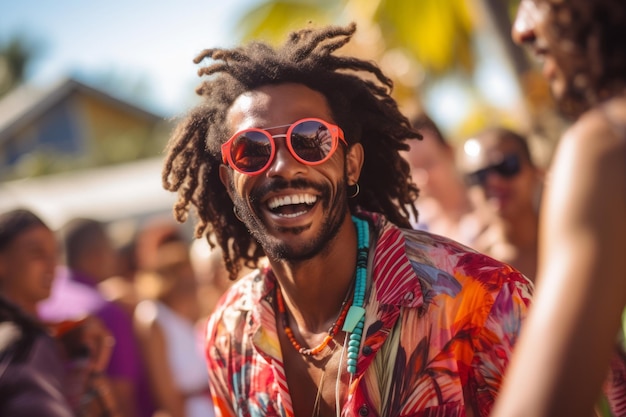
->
<box><xmin>38</xmin><ymin>266</ymin><xmax>155</xmax><ymax>417</ymax></box>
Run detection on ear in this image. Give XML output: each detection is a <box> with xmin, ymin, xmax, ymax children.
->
<box><xmin>219</xmin><ymin>165</ymin><xmax>235</xmax><ymax>199</ymax></box>
<box><xmin>345</xmin><ymin>143</ymin><xmax>364</xmax><ymax>186</ymax></box>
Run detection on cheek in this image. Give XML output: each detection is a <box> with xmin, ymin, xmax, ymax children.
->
<box><xmin>3</xmin><ymin>260</ymin><xmax>37</xmax><ymax>290</ymax></box>
<box><xmin>231</xmin><ymin>174</ymin><xmax>256</xmax><ymax>201</ymax></box>
<box><xmin>517</xmin><ymin>175</ymin><xmax>540</xmax><ymax>197</ymax></box>
<box><xmin>324</xmin><ymin>153</ymin><xmax>348</xmax><ymax>182</ymax></box>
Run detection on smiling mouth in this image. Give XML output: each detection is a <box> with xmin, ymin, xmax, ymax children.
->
<box><xmin>267</xmin><ymin>193</ymin><xmax>318</xmax><ymax>218</ymax></box>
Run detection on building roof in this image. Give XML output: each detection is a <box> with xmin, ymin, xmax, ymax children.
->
<box><xmin>0</xmin><ymin>77</ymin><xmax>165</xmax><ymax>144</ymax></box>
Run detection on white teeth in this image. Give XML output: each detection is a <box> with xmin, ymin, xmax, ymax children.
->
<box><xmin>279</xmin><ymin>210</ymin><xmax>308</xmax><ymax>218</ymax></box>
<box><xmin>268</xmin><ymin>193</ymin><xmax>317</xmax><ymax>210</ymax></box>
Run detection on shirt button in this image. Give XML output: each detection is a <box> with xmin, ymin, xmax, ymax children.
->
<box><xmin>362</xmin><ymin>345</ymin><xmax>373</xmax><ymax>356</ymax></box>
<box><xmin>404</xmin><ymin>291</ymin><xmax>414</xmax><ymax>302</ymax></box>
<box><xmin>359</xmin><ymin>405</ymin><xmax>369</xmax><ymax>416</ymax></box>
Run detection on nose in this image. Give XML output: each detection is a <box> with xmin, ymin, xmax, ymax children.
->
<box><xmin>265</xmin><ymin>138</ymin><xmax>306</xmax><ymax>178</ymax></box>
<box><xmin>511</xmin><ymin>0</ymin><xmax>537</xmax><ymax>46</ymax></box>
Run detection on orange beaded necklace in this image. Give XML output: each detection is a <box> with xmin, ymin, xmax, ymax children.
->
<box><xmin>276</xmin><ymin>283</ymin><xmax>353</xmax><ymax>356</ymax></box>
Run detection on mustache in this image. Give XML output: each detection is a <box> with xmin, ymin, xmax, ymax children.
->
<box><xmin>250</xmin><ymin>178</ymin><xmax>327</xmax><ymax>202</ymax></box>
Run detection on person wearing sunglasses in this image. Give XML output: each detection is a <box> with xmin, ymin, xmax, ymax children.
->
<box><xmin>161</xmin><ymin>23</ymin><xmax>533</xmax><ymax>417</ymax></box>
<box><xmin>491</xmin><ymin>1</ymin><xmax>626</xmax><ymax>416</ymax></box>
<box><xmin>400</xmin><ymin>113</ymin><xmax>485</xmax><ymax>247</ymax></box>
<box><xmin>457</xmin><ymin>127</ymin><xmax>543</xmax><ymax>282</ymax></box>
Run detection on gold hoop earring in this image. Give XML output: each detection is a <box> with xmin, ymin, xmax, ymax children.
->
<box><xmin>347</xmin><ymin>183</ymin><xmax>360</xmax><ymax>198</ymax></box>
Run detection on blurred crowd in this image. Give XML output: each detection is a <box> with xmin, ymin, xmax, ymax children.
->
<box><xmin>402</xmin><ymin>113</ymin><xmax>543</xmax><ymax>281</ymax></box>
<box><xmin>0</xmin><ymin>209</ymin><xmax>240</xmax><ymax>417</ymax></box>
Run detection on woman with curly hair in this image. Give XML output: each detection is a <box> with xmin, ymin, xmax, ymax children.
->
<box><xmin>492</xmin><ymin>1</ymin><xmax>626</xmax><ymax>416</ymax></box>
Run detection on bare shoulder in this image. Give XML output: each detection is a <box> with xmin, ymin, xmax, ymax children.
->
<box><xmin>544</xmin><ymin>97</ymin><xmax>625</xmax><ymax>253</ymax></box>
<box><xmin>565</xmin><ymin>97</ymin><xmax>626</xmax><ymax>149</ymax></box>
<box><xmin>557</xmin><ymin>99</ymin><xmax>626</xmax><ymax>188</ymax></box>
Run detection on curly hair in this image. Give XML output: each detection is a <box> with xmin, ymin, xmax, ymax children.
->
<box><xmin>162</xmin><ymin>23</ymin><xmax>421</xmax><ymax>279</ymax></box>
<box><xmin>543</xmin><ymin>0</ymin><xmax>626</xmax><ymax>117</ymax></box>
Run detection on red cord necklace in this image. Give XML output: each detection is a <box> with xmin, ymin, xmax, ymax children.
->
<box><xmin>276</xmin><ymin>284</ymin><xmax>353</xmax><ymax>356</ymax></box>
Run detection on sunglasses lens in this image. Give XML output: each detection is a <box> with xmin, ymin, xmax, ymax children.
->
<box><xmin>466</xmin><ymin>154</ymin><xmax>522</xmax><ymax>186</ymax></box>
<box><xmin>229</xmin><ymin>131</ymin><xmax>272</xmax><ymax>173</ymax></box>
<box><xmin>466</xmin><ymin>170</ymin><xmax>487</xmax><ymax>186</ymax></box>
<box><xmin>495</xmin><ymin>154</ymin><xmax>521</xmax><ymax>178</ymax></box>
<box><xmin>290</xmin><ymin>120</ymin><xmax>334</xmax><ymax>162</ymax></box>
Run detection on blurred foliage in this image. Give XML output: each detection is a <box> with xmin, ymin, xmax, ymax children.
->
<box><xmin>0</xmin><ymin>34</ymin><xmax>43</xmax><ymax>98</ymax></box>
<box><xmin>233</xmin><ymin>0</ymin><xmax>564</xmax><ymax>163</ymax></box>
<box><xmin>237</xmin><ymin>0</ymin><xmax>473</xmax><ymax>75</ymax></box>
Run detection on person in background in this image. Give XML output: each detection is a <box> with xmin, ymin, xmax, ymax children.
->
<box><xmin>134</xmin><ymin>239</ymin><xmax>214</xmax><ymax>417</ymax></box>
<box><xmin>457</xmin><ymin>127</ymin><xmax>543</xmax><ymax>281</ymax></box>
<box><xmin>98</xmin><ymin>231</ymin><xmax>141</xmax><ymax>317</ymax></box>
<box><xmin>161</xmin><ymin>22</ymin><xmax>533</xmax><ymax>416</ymax></box>
<box><xmin>491</xmin><ymin>0</ymin><xmax>626</xmax><ymax>416</ymax></box>
<box><xmin>188</xmin><ymin>238</ymin><xmax>234</xmax><ymax>319</ymax></box>
<box><xmin>98</xmin><ymin>215</ymin><xmax>189</xmax><ymax>317</ymax></box>
<box><xmin>0</xmin><ymin>208</ymin><xmax>117</xmax><ymax>417</ymax></box>
<box><xmin>401</xmin><ymin>113</ymin><xmax>483</xmax><ymax>246</ymax></box>
<box><xmin>38</xmin><ymin>218</ymin><xmax>155</xmax><ymax>417</ymax></box>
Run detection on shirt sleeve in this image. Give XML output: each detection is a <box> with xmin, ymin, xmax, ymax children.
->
<box><xmin>205</xmin><ymin>306</ymin><xmax>237</xmax><ymax>417</ymax></box>
<box><xmin>0</xmin><ymin>334</ymin><xmax>75</xmax><ymax>417</ymax></box>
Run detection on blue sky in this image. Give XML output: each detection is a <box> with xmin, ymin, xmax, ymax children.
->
<box><xmin>1</xmin><ymin>0</ymin><xmax>258</xmax><ymax>116</ymax></box>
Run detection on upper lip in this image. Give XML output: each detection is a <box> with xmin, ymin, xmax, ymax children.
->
<box><xmin>527</xmin><ymin>39</ymin><xmax>550</xmax><ymax>60</ymax></box>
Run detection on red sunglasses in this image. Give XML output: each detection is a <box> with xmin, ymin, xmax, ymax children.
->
<box><xmin>221</xmin><ymin>117</ymin><xmax>347</xmax><ymax>175</ymax></box>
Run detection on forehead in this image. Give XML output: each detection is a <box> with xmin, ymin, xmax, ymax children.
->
<box><xmin>226</xmin><ymin>83</ymin><xmax>333</xmax><ymax>131</ymax></box>
<box><xmin>401</xmin><ymin>133</ymin><xmax>448</xmax><ymax>167</ymax></box>
<box><xmin>3</xmin><ymin>225</ymin><xmax>55</xmax><ymax>251</ymax></box>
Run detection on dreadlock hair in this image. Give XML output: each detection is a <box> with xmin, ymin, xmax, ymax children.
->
<box><xmin>543</xmin><ymin>0</ymin><xmax>626</xmax><ymax>117</ymax></box>
<box><xmin>162</xmin><ymin>23</ymin><xmax>421</xmax><ymax>280</ymax></box>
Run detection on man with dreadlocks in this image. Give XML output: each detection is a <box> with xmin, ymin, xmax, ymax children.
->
<box><xmin>162</xmin><ymin>23</ymin><xmax>532</xmax><ymax>417</ymax></box>
<box><xmin>492</xmin><ymin>1</ymin><xmax>626</xmax><ymax>416</ymax></box>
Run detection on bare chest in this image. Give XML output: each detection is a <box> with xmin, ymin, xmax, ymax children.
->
<box><xmin>281</xmin><ymin>335</ymin><xmax>350</xmax><ymax>417</ymax></box>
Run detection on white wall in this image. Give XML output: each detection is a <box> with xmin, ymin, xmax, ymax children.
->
<box><xmin>0</xmin><ymin>157</ymin><xmax>178</xmax><ymax>230</ymax></box>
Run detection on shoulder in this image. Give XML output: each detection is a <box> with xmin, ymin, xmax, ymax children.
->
<box><xmin>561</xmin><ymin>98</ymin><xmax>626</xmax><ymax>168</ymax></box>
<box><xmin>549</xmin><ymin>101</ymin><xmax>626</xmax><ymax>221</ymax></box>
<box><xmin>0</xmin><ymin>332</ymin><xmax>73</xmax><ymax>417</ymax></box>
<box><xmin>134</xmin><ymin>299</ymin><xmax>159</xmax><ymax>328</ymax></box>
<box><xmin>400</xmin><ymin>227</ymin><xmax>533</xmax><ymax>300</ymax></box>
<box><xmin>207</xmin><ymin>269</ymin><xmax>267</xmax><ymax>334</ymax></box>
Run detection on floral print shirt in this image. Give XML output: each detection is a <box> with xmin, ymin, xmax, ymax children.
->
<box><xmin>205</xmin><ymin>211</ymin><xmax>534</xmax><ymax>416</ymax></box>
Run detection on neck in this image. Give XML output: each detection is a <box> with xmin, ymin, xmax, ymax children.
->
<box><xmin>270</xmin><ymin>214</ymin><xmax>358</xmax><ymax>333</ymax></box>
<box><xmin>428</xmin><ymin>181</ymin><xmax>473</xmax><ymax>222</ymax></box>
<box><xmin>502</xmin><ymin>209</ymin><xmax>539</xmax><ymax>247</ymax></box>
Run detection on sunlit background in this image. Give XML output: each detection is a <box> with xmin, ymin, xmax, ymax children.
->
<box><xmin>0</xmin><ymin>0</ymin><xmax>564</xmax><ymax>231</ymax></box>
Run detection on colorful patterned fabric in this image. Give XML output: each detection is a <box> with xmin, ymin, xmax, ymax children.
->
<box><xmin>205</xmin><ymin>211</ymin><xmax>534</xmax><ymax>416</ymax></box>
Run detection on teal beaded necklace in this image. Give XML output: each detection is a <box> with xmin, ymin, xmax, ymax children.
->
<box><xmin>341</xmin><ymin>215</ymin><xmax>369</xmax><ymax>376</ymax></box>
<box><xmin>277</xmin><ymin>215</ymin><xmax>370</xmax><ymax>378</ymax></box>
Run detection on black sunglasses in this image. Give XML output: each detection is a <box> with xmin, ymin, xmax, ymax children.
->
<box><xmin>465</xmin><ymin>153</ymin><xmax>522</xmax><ymax>186</ymax></box>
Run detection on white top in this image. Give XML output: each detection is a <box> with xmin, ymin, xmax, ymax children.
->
<box><xmin>136</xmin><ymin>300</ymin><xmax>214</xmax><ymax>417</ymax></box>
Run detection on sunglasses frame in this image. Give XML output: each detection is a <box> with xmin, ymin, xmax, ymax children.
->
<box><xmin>221</xmin><ymin>117</ymin><xmax>347</xmax><ymax>175</ymax></box>
<box><xmin>465</xmin><ymin>153</ymin><xmax>522</xmax><ymax>186</ymax></box>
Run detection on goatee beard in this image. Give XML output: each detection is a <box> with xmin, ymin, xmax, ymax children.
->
<box><xmin>231</xmin><ymin>177</ymin><xmax>350</xmax><ymax>262</ymax></box>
